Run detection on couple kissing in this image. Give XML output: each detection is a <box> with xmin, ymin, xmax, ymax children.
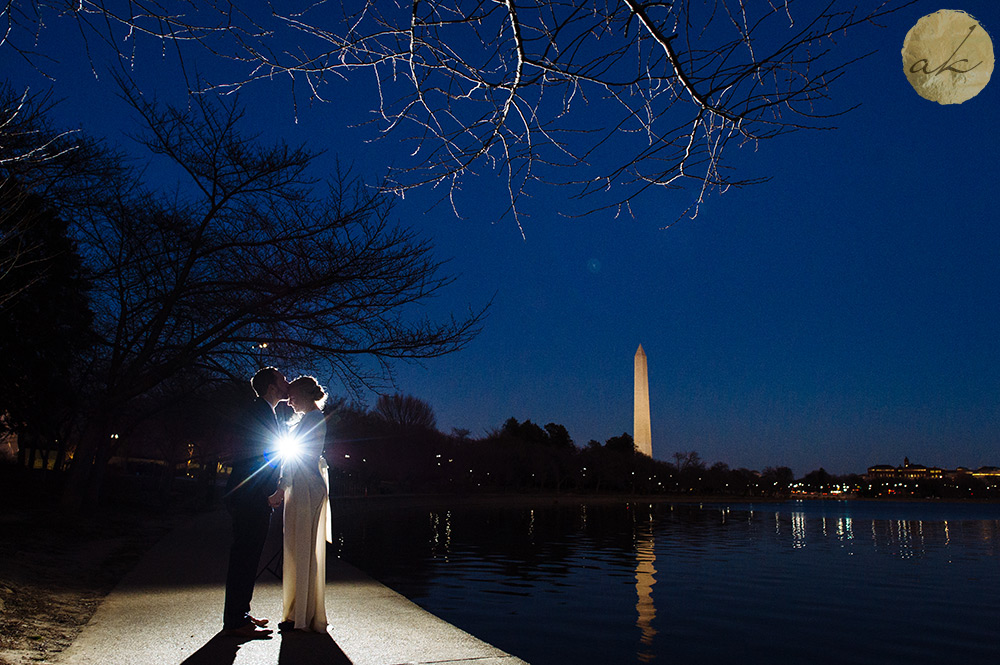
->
<box><xmin>221</xmin><ymin>367</ymin><xmax>331</xmax><ymax>638</ymax></box>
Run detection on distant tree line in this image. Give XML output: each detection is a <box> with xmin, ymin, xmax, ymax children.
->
<box><xmin>326</xmin><ymin>398</ymin><xmax>797</xmax><ymax>498</ymax></box>
<box><xmin>2</xmin><ymin>376</ymin><xmax>803</xmax><ymax>503</ymax></box>
<box><xmin>12</xmin><ymin>369</ymin><xmax>1000</xmax><ymax>504</ymax></box>
<box><xmin>325</xmin><ymin>406</ymin><xmax>1000</xmax><ymax>500</ymax></box>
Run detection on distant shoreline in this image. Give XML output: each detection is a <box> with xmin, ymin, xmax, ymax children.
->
<box><xmin>329</xmin><ymin>491</ymin><xmax>1000</xmax><ymax>517</ymax></box>
<box><xmin>329</xmin><ymin>492</ymin><xmax>770</xmax><ymax>516</ymax></box>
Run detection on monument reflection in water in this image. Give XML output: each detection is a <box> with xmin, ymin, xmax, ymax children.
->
<box><xmin>333</xmin><ymin>500</ymin><xmax>1000</xmax><ymax>665</ymax></box>
<box><xmin>634</xmin><ymin>526</ymin><xmax>656</xmax><ymax>663</ymax></box>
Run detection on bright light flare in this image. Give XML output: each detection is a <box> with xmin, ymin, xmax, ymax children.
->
<box><xmin>276</xmin><ymin>433</ymin><xmax>302</xmax><ymax>461</ymax></box>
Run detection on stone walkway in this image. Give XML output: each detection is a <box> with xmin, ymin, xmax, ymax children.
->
<box><xmin>59</xmin><ymin>509</ymin><xmax>529</xmax><ymax>665</ymax></box>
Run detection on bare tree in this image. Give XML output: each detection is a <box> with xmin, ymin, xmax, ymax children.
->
<box><xmin>1</xmin><ymin>86</ymin><xmax>115</xmax><ymax>475</ymax></box>
<box><xmin>2</xmin><ymin>1</ymin><xmax>915</xmax><ymax>231</ymax></box>
<box><xmin>374</xmin><ymin>393</ymin><xmax>438</xmax><ymax>430</ymax></box>
<box><xmin>17</xmin><ymin>82</ymin><xmax>484</xmax><ymax>504</ymax></box>
<box><xmin>0</xmin><ymin>181</ymin><xmax>45</xmax><ymax>309</ymax></box>
<box><xmin>0</xmin><ymin>85</ymin><xmax>86</xmax><ymax>307</ymax></box>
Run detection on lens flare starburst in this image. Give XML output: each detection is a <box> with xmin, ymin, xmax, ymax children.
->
<box><xmin>276</xmin><ymin>433</ymin><xmax>301</xmax><ymax>461</ymax></box>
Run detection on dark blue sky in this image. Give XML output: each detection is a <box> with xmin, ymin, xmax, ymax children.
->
<box><xmin>4</xmin><ymin>0</ymin><xmax>999</xmax><ymax>475</ymax></box>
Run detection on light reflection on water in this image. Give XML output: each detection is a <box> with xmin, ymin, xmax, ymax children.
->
<box><xmin>634</xmin><ymin>526</ymin><xmax>655</xmax><ymax>663</ymax></box>
<box><xmin>333</xmin><ymin>501</ymin><xmax>1000</xmax><ymax>665</ymax></box>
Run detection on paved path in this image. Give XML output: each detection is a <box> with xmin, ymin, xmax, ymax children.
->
<box><xmin>59</xmin><ymin>509</ymin><xmax>529</xmax><ymax>665</ymax></box>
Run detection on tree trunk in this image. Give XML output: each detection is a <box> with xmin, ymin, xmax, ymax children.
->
<box><xmin>62</xmin><ymin>411</ymin><xmax>111</xmax><ymax>509</ymax></box>
<box><xmin>84</xmin><ymin>442</ymin><xmax>114</xmax><ymax>505</ymax></box>
<box><xmin>54</xmin><ymin>439</ymin><xmax>67</xmax><ymax>472</ymax></box>
<box><xmin>62</xmin><ymin>444</ymin><xmax>92</xmax><ymax>510</ymax></box>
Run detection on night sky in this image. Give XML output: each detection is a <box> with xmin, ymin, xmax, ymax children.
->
<box><xmin>4</xmin><ymin>0</ymin><xmax>999</xmax><ymax>475</ymax></box>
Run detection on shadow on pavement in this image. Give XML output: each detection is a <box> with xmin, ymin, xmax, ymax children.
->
<box><xmin>278</xmin><ymin>630</ymin><xmax>353</xmax><ymax>665</ymax></box>
<box><xmin>178</xmin><ymin>632</ymin><xmax>260</xmax><ymax>665</ymax></box>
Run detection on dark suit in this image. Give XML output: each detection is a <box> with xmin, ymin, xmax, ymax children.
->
<box><xmin>222</xmin><ymin>397</ymin><xmax>282</xmax><ymax>630</ymax></box>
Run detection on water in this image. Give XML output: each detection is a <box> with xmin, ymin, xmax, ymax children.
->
<box><xmin>331</xmin><ymin>500</ymin><xmax>1000</xmax><ymax>664</ymax></box>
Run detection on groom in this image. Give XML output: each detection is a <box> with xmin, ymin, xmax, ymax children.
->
<box><xmin>222</xmin><ymin>366</ymin><xmax>289</xmax><ymax>637</ymax></box>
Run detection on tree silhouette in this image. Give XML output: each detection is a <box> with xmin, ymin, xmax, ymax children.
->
<box><xmin>0</xmin><ymin>182</ymin><xmax>92</xmax><ymax>471</ymax></box>
<box><xmin>0</xmin><ymin>86</ymin><xmax>91</xmax><ymax>308</ymax></box>
<box><xmin>2</xmin><ymin>80</ymin><xmax>486</xmax><ymax>505</ymax></box>
<box><xmin>374</xmin><ymin>393</ymin><xmax>438</xmax><ymax>431</ymax></box>
<box><xmin>605</xmin><ymin>432</ymin><xmax>635</xmax><ymax>454</ymax></box>
<box><xmin>800</xmin><ymin>467</ymin><xmax>834</xmax><ymax>492</ymax></box>
<box><xmin>544</xmin><ymin>423</ymin><xmax>573</xmax><ymax>450</ymax></box>
<box><xmin>761</xmin><ymin>466</ymin><xmax>794</xmax><ymax>495</ymax></box>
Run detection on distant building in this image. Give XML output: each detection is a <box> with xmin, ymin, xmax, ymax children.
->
<box><xmin>866</xmin><ymin>457</ymin><xmax>1000</xmax><ymax>482</ymax></box>
<box><xmin>969</xmin><ymin>466</ymin><xmax>1000</xmax><ymax>480</ymax></box>
<box><xmin>866</xmin><ymin>457</ymin><xmax>943</xmax><ymax>481</ymax></box>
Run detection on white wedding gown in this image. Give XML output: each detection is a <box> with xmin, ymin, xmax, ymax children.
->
<box><xmin>280</xmin><ymin>409</ymin><xmax>331</xmax><ymax>631</ymax></box>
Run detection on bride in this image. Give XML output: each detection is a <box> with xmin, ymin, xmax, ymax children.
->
<box><xmin>268</xmin><ymin>375</ymin><xmax>331</xmax><ymax>632</ymax></box>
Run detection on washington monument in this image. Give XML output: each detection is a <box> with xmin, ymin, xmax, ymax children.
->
<box><xmin>634</xmin><ymin>345</ymin><xmax>652</xmax><ymax>457</ymax></box>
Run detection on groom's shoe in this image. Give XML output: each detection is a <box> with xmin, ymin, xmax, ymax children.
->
<box><xmin>223</xmin><ymin>622</ymin><xmax>273</xmax><ymax>640</ymax></box>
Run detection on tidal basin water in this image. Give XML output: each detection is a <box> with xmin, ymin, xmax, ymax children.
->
<box><xmin>332</xmin><ymin>500</ymin><xmax>1000</xmax><ymax>664</ymax></box>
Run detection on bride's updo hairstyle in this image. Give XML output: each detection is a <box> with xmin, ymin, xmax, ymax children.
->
<box><xmin>288</xmin><ymin>375</ymin><xmax>327</xmax><ymax>410</ymax></box>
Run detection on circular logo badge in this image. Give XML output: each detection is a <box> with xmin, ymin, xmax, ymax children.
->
<box><xmin>902</xmin><ymin>9</ymin><xmax>994</xmax><ymax>105</ymax></box>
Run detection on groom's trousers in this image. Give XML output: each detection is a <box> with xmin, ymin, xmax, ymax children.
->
<box><xmin>222</xmin><ymin>498</ymin><xmax>271</xmax><ymax>629</ymax></box>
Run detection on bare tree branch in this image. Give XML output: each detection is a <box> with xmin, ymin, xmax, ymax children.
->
<box><xmin>66</xmin><ymin>81</ymin><xmax>486</xmax><ymax>409</ymax></box>
<box><xmin>0</xmin><ymin>84</ymin><xmax>87</xmax><ymax>307</ymax></box>
<box><xmin>1</xmin><ymin>1</ymin><xmax>917</xmax><ymax>230</ymax></box>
